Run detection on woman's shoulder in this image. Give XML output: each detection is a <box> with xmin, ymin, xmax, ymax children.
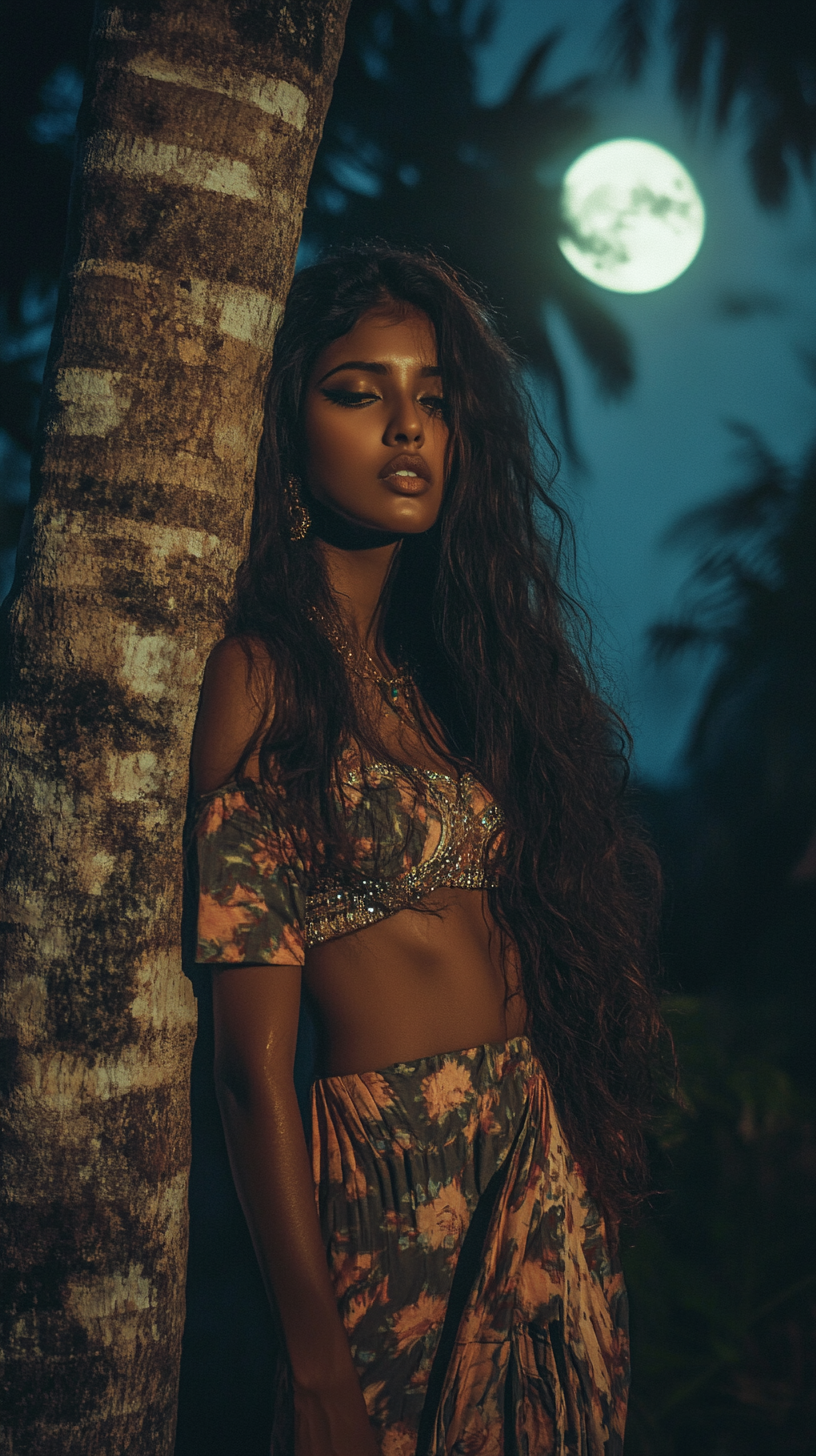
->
<box><xmin>205</xmin><ymin>632</ymin><xmax>276</xmax><ymax>684</ymax></box>
<box><xmin>192</xmin><ymin>634</ymin><xmax>277</xmax><ymax>796</ymax></box>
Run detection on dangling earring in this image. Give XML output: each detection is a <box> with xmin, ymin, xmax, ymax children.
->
<box><xmin>284</xmin><ymin>474</ymin><xmax>311</xmax><ymax>541</ymax></box>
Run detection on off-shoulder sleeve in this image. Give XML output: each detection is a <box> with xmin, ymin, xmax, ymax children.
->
<box><xmin>194</xmin><ymin>782</ymin><xmax>308</xmax><ymax>966</ymax></box>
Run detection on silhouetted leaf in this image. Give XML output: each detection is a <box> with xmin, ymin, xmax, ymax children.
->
<box><xmin>648</xmin><ymin>620</ymin><xmax>717</xmax><ymax>660</ymax></box>
<box><xmin>603</xmin><ymin>0</ymin><xmax>654</xmax><ymax>83</ymax></box>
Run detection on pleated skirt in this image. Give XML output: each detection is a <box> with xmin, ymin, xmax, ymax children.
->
<box><xmin>307</xmin><ymin>1036</ymin><xmax>629</xmax><ymax>1456</ymax></box>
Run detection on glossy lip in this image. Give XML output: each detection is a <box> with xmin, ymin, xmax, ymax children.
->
<box><xmin>378</xmin><ymin>452</ymin><xmax>432</xmax><ymax>488</ymax></box>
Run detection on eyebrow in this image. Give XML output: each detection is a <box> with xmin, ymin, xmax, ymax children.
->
<box><xmin>317</xmin><ymin>360</ymin><xmax>442</xmax><ymax>385</ymax></box>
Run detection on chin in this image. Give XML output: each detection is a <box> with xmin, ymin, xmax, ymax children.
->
<box><xmin>383</xmin><ymin>502</ymin><xmax>441</xmax><ymax>534</ymax></box>
<box><xmin>311</xmin><ymin>480</ymin><xmax>442</xmax><ymax>537</ymax></box>
<box><xmin>402</xmin><ymin>519</ymin><xmax>438</xmax><ymax>535</ymax></box>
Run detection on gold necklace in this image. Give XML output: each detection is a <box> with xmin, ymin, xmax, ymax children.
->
<box><xmin>313</xmin><ymin>611</ymin><xmax>415</xmax><ymax>716</ymax></box>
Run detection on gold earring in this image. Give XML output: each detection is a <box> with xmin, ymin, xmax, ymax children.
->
<box><xmin>285</xmin><ymin>474</ymin><xmax>311</xmax><ymax>541</ymax></box>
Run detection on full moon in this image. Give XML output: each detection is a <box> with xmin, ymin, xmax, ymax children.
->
<box><xmin>558</xmin><ymin>138</ymin><xmax>705</xmax><ymax>293</ymax></box>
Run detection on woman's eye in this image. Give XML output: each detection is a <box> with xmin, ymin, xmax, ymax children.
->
<box><xmin>420</xmin><ymin>394</ymin><xmax>446</xmax><ymax>416</ymax></box>
<box><xmin>320</xmin><ymin>388</ymin><xmax>379</xmax><ymax>408</ymax></box>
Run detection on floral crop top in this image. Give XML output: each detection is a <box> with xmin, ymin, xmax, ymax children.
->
<box><xmin>194</xmin><ymin>757</ymin><xmax>504</xmax><ymax>967</ymax></box>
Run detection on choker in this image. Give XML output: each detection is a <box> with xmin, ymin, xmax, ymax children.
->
<box><xmin>307</xmin><ymin>492</ymin><xmax>406</xmax><ymax>551</ymax></box>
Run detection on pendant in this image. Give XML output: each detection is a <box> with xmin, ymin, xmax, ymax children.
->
<box><xmin>379</xmin><ymin>678</ymin><xmax>401</xmax><ymax>714</ymax></box>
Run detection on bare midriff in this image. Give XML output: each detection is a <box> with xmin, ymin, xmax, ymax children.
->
<box><xmin>303</xmin><ymin>885</ymin><xmax>527</xmax><ymax>1077</ymax></box>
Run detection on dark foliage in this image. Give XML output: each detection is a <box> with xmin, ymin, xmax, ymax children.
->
<box><xmin>0</xmin><ymin>2</ymin><xmax>92</xmax><ymax>583</ymax></box>
<box><xmin>625</xmin><ymin>417</ymin><xmax>816</xmax><ymax>1453</ymax></box>
<box><xmin>304</xmin><ymin>0</ymin><xmax>633</xmax><ymax>455</ymax></box>
<box><xmin>0</xmin><ymin>0</ymin><xmax>93</xmax><ymax>447</ymax></box>
<box><xmin>228</xmin><ymin>244</ymin><xmax>669</xmax><ymax>1226</ymax></box>
<box><xmin>623</xmin><ymin>995</ymin><xmax>816</xmax><ymax>1456</ymax></box>
<box><xmin>646</xmin><ymin>422</ymin><xmax>816</xmax><ymax>997</ymax></box>
<box><xmin>606</xmin><ymin>0</ymin><xmax>816</xmax><ymax>205</ymax></box>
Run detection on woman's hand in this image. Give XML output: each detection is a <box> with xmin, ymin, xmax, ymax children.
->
<box><xmin>293</xmin><ymin>1376</ymin><xmax>381</xmax><ymax>1456</ymax></box>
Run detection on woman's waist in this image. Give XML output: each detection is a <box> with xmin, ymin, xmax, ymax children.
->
<box><xmin>304</xmin><ymin>898</ymin><xmax>526</xmax><ymax>1077</ymax></box>
<box><xmin>307</xmin><ymin>905</ymin><xmax>526</xmax><ymax>1070</ymax></box>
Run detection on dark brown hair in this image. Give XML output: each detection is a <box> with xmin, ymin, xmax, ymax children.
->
<box><xmin>228</xmin><ymin>244</ymin><xmax>669</xmax><ymax>1225</ymax></box>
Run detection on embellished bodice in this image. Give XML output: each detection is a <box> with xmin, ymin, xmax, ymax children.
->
<box><xmin>193</xmin><ymin>755</ymin><xmax>504</xmax><ymax>968</ymax></box>
<box><xmin>305</xmin><ymin>762</ymin><xmax>503</xmax><ymax>945</ymax></box>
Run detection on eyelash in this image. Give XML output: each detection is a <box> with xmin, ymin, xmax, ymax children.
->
<box><xmin>321</xmin><ymin>388</ymin><xmax>446</xmax><ymax>416</ymax></box>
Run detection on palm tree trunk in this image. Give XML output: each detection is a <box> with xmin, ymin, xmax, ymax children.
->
<box><xmin>0</xmin><ymin>2</ymin><xmax>350</xmax><ymax>1451</ymax></box>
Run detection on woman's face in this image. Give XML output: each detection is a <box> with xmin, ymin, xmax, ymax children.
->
<box><xmin>303</xmin><ymin>305</ymin><xmax>448</xmax><ymax>535</ymax></box>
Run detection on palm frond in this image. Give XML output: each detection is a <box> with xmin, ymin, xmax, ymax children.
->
<box><xmin>746</xmin><ymin>116</ymin><xmax>797</xmax><ymax>209</ymax></box>
<box><xmin>602</xmin><ymin>0</ymin><xmax>654</xmax><ymax>83</ymax></box>
<box><xmin>660</xmin><ymin>425</ymin><xmax>791</xmax><ymax>552</ymax></box>
<box><xmin>647</xmin><ymin>620</ymin><xmax>719</xmax><ymax>662</ymax></box>
<box><xmin>551</xmin><ymin>269</ymin><xmax>635</xmax><ymax>399</ymax></box>
<box><xmin>607</xmin><ymin>0</ymin><xmax>816</xmax><ymax>208</ymax></box>
<box><xmin>504</xmin><ymin>29</ymin><xmax>565</xmax><ymax>106</ymax></box>
<box><xmin>646</xmin><ymin>410</ymin><xmax>815</xmax><ymax>779</ymax></box>
<box><xmin>468</xmin><ymin>0</ymin><xmax>499</xmax><ymax>50</ymax></box>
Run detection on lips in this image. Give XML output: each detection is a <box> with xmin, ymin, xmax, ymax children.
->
<box><xmin>378</xmin><ymin>452</ymin><xmax>432</xmax><ymax>487</ymax></box>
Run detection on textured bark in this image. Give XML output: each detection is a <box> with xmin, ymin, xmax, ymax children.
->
<box><xmin>0</xmin><ymin>3</ymin><xmax>350</xmax><ymax>1451</ymax></box>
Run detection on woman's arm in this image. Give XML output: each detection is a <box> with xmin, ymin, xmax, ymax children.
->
<box><xmin>213</xmin><ymin>965</ymin><xmax>379</xmax><ymax>1456</ymax></box>
<box><xmin>192</xmin><ymin>638</ymin><xmax>378</xmax><ymax>1454</ymax></box>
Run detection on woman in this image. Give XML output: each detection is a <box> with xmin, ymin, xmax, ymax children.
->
<box><xmin>191</xmin><ymin>246</ymin><xmax>666</xmax><ymax>1455</ymax></box>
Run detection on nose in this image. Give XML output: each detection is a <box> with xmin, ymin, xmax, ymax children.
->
<box><xmin>383</xmin><ymin>391</ymin><xmax>424</xmax><ymax>447</ymax></box>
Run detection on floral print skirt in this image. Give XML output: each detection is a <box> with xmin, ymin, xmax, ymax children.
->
<box><xmin>304</xmin><ymin>1036</ymin><xmax>629</xmax><ymax>1456</ymax></box>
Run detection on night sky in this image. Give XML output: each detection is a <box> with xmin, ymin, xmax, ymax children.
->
<box><xmin>3</xmin><ymin>0</ymin><xmax>814</xmax><ymax>781</ymax></box>
<box><xmin>480</xmin><ymin>0</ymin><xmax>816</xmax><ymax>781</ymax></box>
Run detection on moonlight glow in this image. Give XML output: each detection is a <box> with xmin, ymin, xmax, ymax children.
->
<box><xmin>559</xmin><ymin>138</ymin><xmax>705</xmax><ymax>294</ymax></box>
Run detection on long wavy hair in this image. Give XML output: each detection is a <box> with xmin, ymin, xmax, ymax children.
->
<box><xmin>228</xmin><ymin>244</ymin><xmax>669</xmax><ymax>1225</ymax></box>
